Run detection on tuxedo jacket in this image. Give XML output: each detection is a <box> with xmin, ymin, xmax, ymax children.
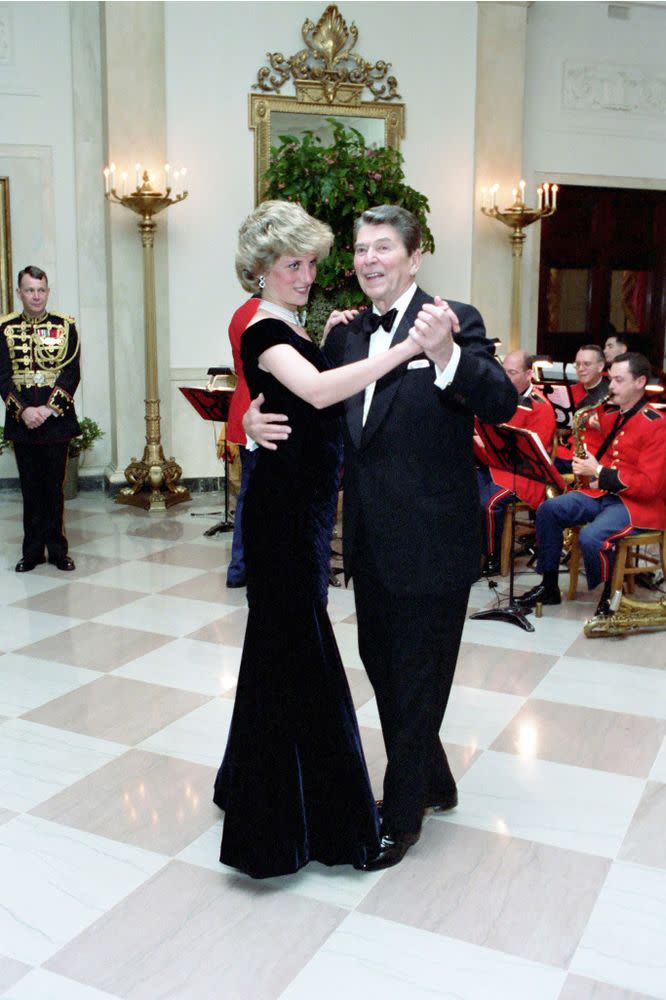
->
<box><xmin>323</xmin><ymin>287</ymin><xmax>518</xmax><ymax>595</ymax></box>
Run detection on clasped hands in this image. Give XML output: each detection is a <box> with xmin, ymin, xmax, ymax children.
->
<box><xmin>21</xmin><ymin>405</ymin><xmax>54</xmax><ymax>430</ymax></box>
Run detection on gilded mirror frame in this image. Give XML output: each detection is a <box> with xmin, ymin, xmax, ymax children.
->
<box><xmin>249</xmin><ymin>5</ymin><xmax>405</xmax><ymax>203</ymax></box>
<box><xmin>0</xmin><ymin>178</ymin><xmax>13</xmax><ymax>316</ymax></box>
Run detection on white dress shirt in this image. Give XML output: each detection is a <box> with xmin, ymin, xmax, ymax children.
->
<box><xmin>362</xmin><ymin>283</ymin><xmax>461</xmax><ymax>425</ymax></box>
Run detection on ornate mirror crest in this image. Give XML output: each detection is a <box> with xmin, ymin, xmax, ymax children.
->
<box><xmin>249</xmin><ymin>4</ymin><xmax>405</xmax><ymax>202</ymax></box>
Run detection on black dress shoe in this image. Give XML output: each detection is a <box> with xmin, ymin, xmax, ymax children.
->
<box><xmin>594</xmin><ymin>583</ymin><xmax>612</xmax><ymax>617</ymax></box>
<box><xmin>515</xmin><ymin>582</ymin><xmax>561</xmax><ymax>608</ymax></box>
<box><xmin>429</xmin><ymin>788</ymin><xmax>458</xmax><ymax>813</ymax></box>
<box><xmin>49</xmin><ymin>555</ymin><xmax>76</xmax><ymax>571</ymax></box>
<box><xmin>361</xmin><ymin>829</ymin><xmax>421</xmax><ymax>872</ymax></box>
<box><xmin>15</xmin><ymin>557</ymin><xmax>45</xmax><ymax>573</ymax></box>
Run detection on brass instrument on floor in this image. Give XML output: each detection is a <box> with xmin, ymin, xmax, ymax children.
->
<box><xmin>585</xmin><ymin>591</ymin><xmax>666</xmax><ymax>637</ymax></box>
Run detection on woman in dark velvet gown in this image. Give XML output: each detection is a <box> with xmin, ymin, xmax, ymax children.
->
<box><xmin>213</xmin><ymin>201</ymin><xmax>419</xmax><ymax>878</ymax></box>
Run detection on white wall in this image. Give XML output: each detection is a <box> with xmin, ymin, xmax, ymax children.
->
<box><xmin>522</xmin><ymin>1</ymin><xmax>666</xmax><ymax>347</ymax></box>
<box><xmin>164</xmin><ymin>1</ymin><xmax>479</xmax><ymax>371</ymax></box>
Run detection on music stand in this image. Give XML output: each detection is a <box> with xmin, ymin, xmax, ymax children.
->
<box><xmin>471</xmin><ymin>423</ymin><xmax>567</xmax><ymax>632</ymax></box>
<box><xmin>538</xmin><ymin>381</ymin><xmax>577</xmax><ymax>433</ymax></box>
<box><xmin>179</xmin><ymin>367</ymin><xmax>236</xmax><ymax>537</ymax></box>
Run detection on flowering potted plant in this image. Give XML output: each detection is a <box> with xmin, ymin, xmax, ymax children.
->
<box><xmin>262</xmin><ymin>119</ymin><xmax>435</xmax><ymax>337</ymax></box>
<box><xmin>64</xmin><ymin>417</ymin><xmax>104</xmax><ymax>499</ymax></box>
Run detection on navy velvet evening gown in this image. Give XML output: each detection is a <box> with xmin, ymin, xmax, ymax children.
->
<box><xmin>213</xmin><ymin>319</ymin><xmax>379</xmax><ymax>878</ymax></box>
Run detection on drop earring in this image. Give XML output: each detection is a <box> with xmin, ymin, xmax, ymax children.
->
<box><xmin>258</xmin><ymin>275</ymin><xmax>265</xmax><ymax>289</ymax></box>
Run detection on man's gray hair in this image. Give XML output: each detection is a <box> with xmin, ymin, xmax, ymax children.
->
<box><xmin>353</xmin><ymin>205</ymin><xmax>421</xmax><ymax>255</ymax></box>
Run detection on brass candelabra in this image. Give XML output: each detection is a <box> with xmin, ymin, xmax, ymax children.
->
<box><xmin>481</xmin><ymin>180</ymin><xmax>558</xmax><ymax>352</ymax></box>
<box><xmin>105</xmin><ymin>165</ymin><xmax>190</xmax><ymax>511</ymax></box>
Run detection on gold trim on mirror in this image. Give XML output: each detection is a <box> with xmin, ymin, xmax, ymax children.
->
<box><xmin>249</xmin><ymin>5</ymin><xmax>405</xmax><ymax>204</ymax></box>
<box><xmin>253</xmin><ymin>4</ymin><xmax>401</xmax><ymax>104</ymax></box>
<box><xmin>250</xmin><ymin>93</ymin><xmax>405</xmax><ymax>203</ymax></box>
<box><xmin>0</xmin><ymin>178</ymin><xmax>13</xmax><ymax>316</ymax></box>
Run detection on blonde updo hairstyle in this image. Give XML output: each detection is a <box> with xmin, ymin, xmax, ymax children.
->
<box><xmin>235</xmin><ymin>200</ymin><xmax>334</xmax><ymax>294</ymax></box>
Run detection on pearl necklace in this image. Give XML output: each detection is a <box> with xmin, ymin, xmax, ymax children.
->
<box><xmin>259</xmin><ymin>299</ymin><xmax>306</xmax><ymax>327</ymax></box>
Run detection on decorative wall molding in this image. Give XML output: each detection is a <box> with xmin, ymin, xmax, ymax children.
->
<box><xmin>564</xmin><ymin>60</ymin><xmax>666</xmax><ymax>117</ymax></box>
<box><xmin>0</xmin><ymin>6</ymin><xmax>13</xmax><ymax>67</ymax></box>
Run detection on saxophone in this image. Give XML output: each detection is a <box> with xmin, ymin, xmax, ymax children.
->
<box><xmin>570</xmin><ymin>397</ymin><xmax>607</xmax><ymax>489</ymax></box>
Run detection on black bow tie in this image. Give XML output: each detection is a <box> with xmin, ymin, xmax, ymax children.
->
<box><xmin>359</xmin><ymin>308</ymin><xmax>398</xmax><ymax>337</ymax></box>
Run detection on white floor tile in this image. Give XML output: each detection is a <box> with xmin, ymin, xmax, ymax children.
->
<box><xmin>113</xmin><ymin>637</ymin><xmax>241</xmax><ymax>695</ymax></box>
<box><xmin>331</xmin><ymin>622</ymin><xmax>364</xmax><ymax>669</ymax></box>
<box><xmin>0</xmin><ymin>607</ymin><xmax>82</xmax><ymax>653</ymax></box>
<box><xmin>69</xmin><ymin>535</ymin><xmax>173</xmax><ymax>560</ymax></box>
<box><xmin>0</xmin><ymin>654</ymin><xmax>100</xmax><ymax>717</ymax></box>
<box><xmin>82</xmin><ymin>560</ymin><xmax>204</xmax><ymax>593</ymax></box>
<box><xmin>94</xmin><ymin>594</ymin><xmax>234</xmax><ymax>637</ymax></box>
<box><xmin>649</xmin><ymin>738</ymin><xmax>666</xmax><ymax>783</ymax></box>
<box><xmin>0</xmin><ymin>719</ymin><xmax>126</xmax><ymax>811</ymax></box>
<box><xmin>0</xmin><ymin>571</ymin><xmax>64</xmax><ymax>604</ymax></box>
<box><xmin>138</xmin><ymin>697</ymin><xmax>235</xmax><ymax>767</ymax></box>
<box><xmin>571</xmin><ymin>860</ymin><xmax>666</xmax><ymax>998</ymax></box>
<box><xmin>462</xmin><ymin>613</ymin><xmax>582</xmax><ymax>656</ymax></box>
<box><xmin>442</xmin><ymin>750</ymin><xmax>645</xmax><ymax>858</ymax></box>
<box><xmin>533</xmin><ymin>657</ymin><xmax>666</xmax><ymax>720</ymax></box>
<box><xmin>279</xmin><ymin>911</ymin><xmax>566</xmax><ymax>1000</ymax></box>
<box><xmin>0</xmin><ymin>814</ymin><xmax>166</xmax><ymax>965</ymax></box>
<box><xmin>3</xmin><ymin>968</ymin><xmax>122</xmax><ymax>1000</ymax></box>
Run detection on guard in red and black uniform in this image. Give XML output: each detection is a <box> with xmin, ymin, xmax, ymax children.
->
<box><xmin>517</xmin><ymin>352</ymin><xmax>666</xmax><ymax>614</ymax></box>
<box><xmin>0</xmin><ymin>266</ymin><xmax>81</xmax><ymax>572</ymax></box>
<box><xmin>476</xmin><ymin>350</ymin><xmax>556</xmax><ymax>575</ymax></box>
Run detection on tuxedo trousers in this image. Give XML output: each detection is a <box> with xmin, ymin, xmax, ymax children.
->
<box><xmin>352</xmin><ymin>567</ymin><xmax>470</xmax><ymax>835</ymax></box>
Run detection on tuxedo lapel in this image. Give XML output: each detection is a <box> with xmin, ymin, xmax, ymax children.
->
<box><xmin>361</xmin><ymin>288</ymin><xmax>430</xmax><ymax>446</ymax></box>
<box><xmin>342</xmin><ymin>315</ymin><xmax>371</xmax><ymax>450</ymax></box>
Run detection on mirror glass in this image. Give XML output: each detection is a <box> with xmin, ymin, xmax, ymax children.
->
<box><xmin>271</xmin><ymin>112</ymin><xmax>385</xmax><ymax>148</ymax></box>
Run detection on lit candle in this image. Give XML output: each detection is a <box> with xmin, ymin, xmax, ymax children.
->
<box><xmin>103</xmin><ymin>167</ymin><xmax>110</xmax><ymax>194</ymax></box>
<box><xmin>135</xmin><ymin>163</ymin><xmax>141</xmax><ymax>189</ymax></box>
<box><xmin>109</xmin><ymin>162</ymin><xmax>116</xmax><ymax>191</ymax></box>
<box><xmin>120</xmin><ymin>171</ymin><xmax>128</xmax><ymax>197</ymax></box>
<box><xmin>164</xmin><ymin>162</ymin><xmax>170</xmax><ymax>191</ymax></box>
<box><xmin>481</xmin><ymin>186</ymin><xmax>487</xmax><ymax>209</ymax></box>
<box><xmin>543</xmin><ymin>182</ymin><xmax>550</xmax><ymax>209</ymax></box>
<box><xmin>512</xmin><ymin>187</ymin><xmax>518</xmax><ymax>204</ymax></box>
<box><xmin>491</xmin><ymin>184</ymin><xmax>498</xmax><ymax>209</ymax></box>
<box><xmin>519</xmin><ymin>179</ymin><xmax>526</xmax><ymax>205</ymax></box>
<box><xmin>551</xmin><ymin>183</ymin><xmax>559</xmax><ymax>209</ymax></box>
<box><xmin>537</xmin><ymin>186</ymin><xmax>543</xmax><ymax>211</ymax></box>
<box><xmin>180</xmin><ymin>167</ymin><xmax>188</xmax><ymax>193</ymax></box>
<box><xmin>173</xmin><ymin>169</ymin><xmax>181</xmax><ymax>196</ymax></box>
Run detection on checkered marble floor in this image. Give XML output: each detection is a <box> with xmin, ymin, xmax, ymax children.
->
<box><xmin>1</xmin><ymin>491</ymin><xmax>665</xmax><ymax>1000</ymax></box>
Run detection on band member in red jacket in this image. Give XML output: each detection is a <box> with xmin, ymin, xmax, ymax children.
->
<box><xmin>518</xmin><ymin>352</ymin><xmax>666</xmax><ymax>615</ymax></box>
<box><xmin>555</xmin><ymin>344</ymin><xmax>609</xmax><ymax>472</ymax></box>
<box><xmin>476</xmin><ymin>351</ymin><xmax>556</xmax><ymax>576</ymax></box>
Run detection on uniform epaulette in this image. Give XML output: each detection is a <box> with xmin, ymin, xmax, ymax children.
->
<box><xmin>50</xmin><ymin>310</ymin><xmax>75</xmax><ymax>323</ymax></box>
<box><xmin>0</xmin><ymin>311</ymin><xmax>21</xmax><ymax>324</ymax></box>
<box><xmin>532</xmin><ymin>394</ymin><xmax>547</xmax><ymax>405</ymax></box>
<box><xmin>518</xmin><ymin>395</ymin><xmax>534</xmax><ymax>409</ymax></box>
<box><xmin>643</xmin><ymin>406</ymin><xmax>662</xmax><ymax>421</ymax></box>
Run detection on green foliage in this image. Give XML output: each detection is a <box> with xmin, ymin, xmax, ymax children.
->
<box><xmin>262</xmin><ymin>120</ymin><xmax>435</xmax><ymax>333</ymax></box>
<box><xmin>68</xmin><ymin>417</ymin><xmax>104</xmax><ymax>458</ymax></box>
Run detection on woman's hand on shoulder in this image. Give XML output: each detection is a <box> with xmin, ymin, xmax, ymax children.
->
<box><xmin>322</xmin><ymin>308</ymin><xmax>360</xmax><ymax>341</ymax></box>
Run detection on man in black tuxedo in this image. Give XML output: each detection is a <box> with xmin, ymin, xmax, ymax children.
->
<box><xmin>245</xmin><ymin>205</ymin><xmax>517</xmax><ymax>869</ymax></box>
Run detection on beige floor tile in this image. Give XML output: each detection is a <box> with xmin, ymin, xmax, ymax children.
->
<box><xmin>39</xmin><ymin>553</ymin><xmax>127</xmax><ymax>577</ymax></box>
<box><xmin>559</xmin><ymin>974</ymin><xmax>657</xmax><ymax>999</ymax></box>
<box><xmin>45</xmin><ymin>859</ymin><xmax>346</xmax><ymax>1000</ymax></box>
<box><xmin>0</xmin><ymin>955</ymin><xmax>31</xmax><ymax>993</ymax></box>
<box><xmin>346</xmin><ymin>667</ymin><xmax>375</xmax><ymax>710</ymax></box>
<box><xmin>22</xmin><ymin>676</ymin><xmax>211</xmax><ymax>745</ymax></box>
<box><xmin>161</xmin><ymin>570</ymin><xmax>248</xmax><ymax>605</ymax></box>
<box><xmin>31</xmin><ymin>749</ymin><xmax>218</xmax><ymax>855</ymax></box>
<box><xmin>12</xmin><ymin>582</ymin><xmax>145</xmax><ymax>620</ymax></box>
<box><xmin>491</xmin><ymin>700</ymin><xmax>666</xmax><ymax>777</ymax></box>
<box><xmin>564</xmin><ymin>632</ymin><xmax>666</xmax><ymax>670</ymax></box>
<box><xmin>142</xmin><ymin>542</ymin><xmax>229</xmax><ymax>570</ymax></box>
<box><xmin>188</xmin><ymin>608</ymin><xmax>248</xmax><ymax>646</ymax></box>
<box><xmin>618</xmin><ymin>781</ymin><xmax>666</xmax><ymax>869</ymax></box>
<box><xmin>126</xmin><ymin>520</ymin><xmax>208</xmax><ymax>542</ymax></box>
<box><xmin>14</xmin><ymin>622</ymin><xmax>173</xmax><ymax>671</ymax></box>
<box><xmin>455</xmin><ymin>643</ymin><xmax>557</xmax><ymax>695</ymax></box>
<box><xmin>64</xmin><ymin>527</ymin><xmax>111</xmax><ymax>546</ymax></box>
<box><xmin>359</xmin><ymin>822</ymin><xmax>610</xmax><ymax>968</ymax></box>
